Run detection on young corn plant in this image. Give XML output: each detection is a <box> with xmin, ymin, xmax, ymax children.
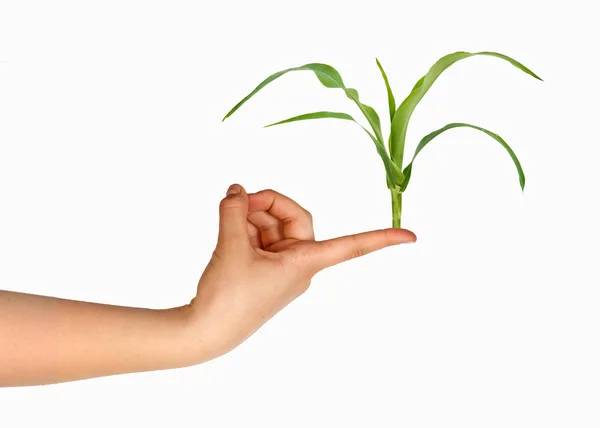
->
<box><xmin>222</xmin><ymin>51</ymin><xmax>542</xmax><ymax>228</ymax></box>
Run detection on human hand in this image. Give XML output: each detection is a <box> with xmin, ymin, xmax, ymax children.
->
<box><xmin>0</xmin><ymin>183</ymin><xmax>416</xmax><ymax>386</ymax></box>
<box><xmin>184</xmin><ymin>184</ymin><xmax>416</xmax><ymax>360</ymax></box>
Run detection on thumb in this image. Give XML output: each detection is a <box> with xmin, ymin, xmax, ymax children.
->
<box><xmin>307</xmin><ymin>228</ymin><xmax>416</xmax><ymax>272</ymax></box>
<box><xmin>217</xmin><ymin>184</ymin><xmax>250</xmax><ymax>249</ymax></box>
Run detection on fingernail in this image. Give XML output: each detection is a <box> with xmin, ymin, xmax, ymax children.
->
<box><xmin>226</xmin><ymin>184</ymin><xmax>241</xmax><ymax>196</ymax></box>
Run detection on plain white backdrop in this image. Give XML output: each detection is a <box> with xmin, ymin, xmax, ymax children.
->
<box><xmin>0</xmin><ymin>0</ymin><xmax>598</xmax><ymax>426</ymax></box>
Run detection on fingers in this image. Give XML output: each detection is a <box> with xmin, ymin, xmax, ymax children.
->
<box><xmin>306</xmin><ymin>228</ymin><xmax>417</xmax><ymax>272</ymax></box>
<box><xmin>247</xmin><ymin>220</ymin><xmax>263</xmax><ymax>248</ymax></box>
<box><xmin>217</xmin><ymin>184</ymin><xmax>251</xmax><ymax>251</ymax></box>
<box><xmin>247</xmin><ymin>210</ymin><xmax>285</xmax><ymax>249</ymax></box>
<box><xmin>247</xmin><ymin>189</ymin><xmax>314</xmax><ymax>241</ymax></box>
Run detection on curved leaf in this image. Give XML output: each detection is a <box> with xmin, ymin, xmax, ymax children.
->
<box><xmin>264</xmin><ymin>111</ymin><xmax>354</xmax><ymax>127</ymax></box>
<box><xmin>222</xmin><ymin>63</ymin><xmax>384</xmax><ymax>145</ymax></box>
<box><xmin>376</xmin><ymin>58</ymin><xmax>396</xmax><ymax>122</ymax></box>
<box><xmin>264</xmin><ymin>110</ymin><xmax>403</xmax><ymax>188</ymax></box>
<box><xmin>390</xmin><ymin>51</ymin><xmax>542</xmax><ymax>167</ymax></box>
<box><xmin>400</xmin><ymin>122</ymin><xmax>525</xmax><ymax>192</ymax></box>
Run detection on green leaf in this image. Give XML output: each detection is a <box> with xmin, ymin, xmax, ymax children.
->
<box><xmin>264</xmin><ymin>110</ymin><xmax>403</xmax><ymax>188</ymax></box>
<box><xmin>361</xmin><ymin>125</ymin><xmax>404</xmax><ymax>188</ymax></box>
<box><xmin>222</xmin><ymin>63</ymin><xmax>385</xmax><ymax>145</ymax></box>
<box><xmin>264</xmin><ymin>111</ymin><xmax>354</xmax><ymax>127</ymax></box>
<box><xmin>376</xmin><ymin>58</ymin><xmax>396</xmax><ymax>122</ymax></box>
<box><xmin>400</xmin><ymin>122</ymin><xmax>525</xmax><ymax>192</ymax></box>
<box><xmin>390</xmin><ymin>51</ymin><xmax>542</xmax><ymax>168</ymax></box>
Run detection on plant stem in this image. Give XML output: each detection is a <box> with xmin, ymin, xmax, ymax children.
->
<box><xmin>391</xmin><ymin>188</ymin><xmax>403</xmax><ymax>228</ymax></box>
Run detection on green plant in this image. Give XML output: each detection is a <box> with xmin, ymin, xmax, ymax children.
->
<box><xmin>222</xmin><ymin>51</ymin><xmax>542</xmax><ymax>228</ymax></box>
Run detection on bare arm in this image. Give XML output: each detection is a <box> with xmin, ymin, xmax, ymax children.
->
<box><xmin>0</xmin><ymin>290</ymin><xmax>201</xmax><ymax>386</ymax></box>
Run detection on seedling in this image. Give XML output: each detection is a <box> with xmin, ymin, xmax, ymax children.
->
<box><xmin>222</xmin><ymin>51</ymin><xmax>541</xmax><ymax>228</ymax></box>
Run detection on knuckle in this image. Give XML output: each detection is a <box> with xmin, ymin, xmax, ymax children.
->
<box><xmin>303</xmin><ymin>208</ymin><xmax>313</xmax><ymax>221</ymax></box>
<box><xmin>260</xmin><ymin>188</ymin><xmax>277</xmax><ymax>197</ymax></box>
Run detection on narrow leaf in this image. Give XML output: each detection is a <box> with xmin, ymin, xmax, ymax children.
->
<box><xmin>400</xmin><ymin>122</ymin><xmax>525</xmax><ymax>192</ymax></box>
<box><xmin>376</xmin><ymin>58</ymin><xmax>396</xmax><ymax>122</ymax></box>
<box><xmin>390</xmin><ymin>51</ymin><xmax>542</xmax><ymax>167</ymax></box>
<box><xmin>222</xmin><ymin>63</ymin><xmax>385</xmax><ymax>145</ymax></box>
<box><xmin>264</xmin><ymin>110</ymin><xmax>403</xmax><ymax>188</ymax></box>
<box><xmin>264</xmin><ymin>111</ymin><xmax>354</xmax><ymax>127</ymax></box>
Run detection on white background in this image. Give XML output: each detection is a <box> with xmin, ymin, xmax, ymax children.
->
<box><xmin>0</xmin><ymin>0</ymin><xmax>598</xmax><ymax>426</ymax></box>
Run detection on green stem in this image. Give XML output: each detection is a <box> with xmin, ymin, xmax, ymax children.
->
<box><xmin>391</xmin><ymin>188</ymin><xmax>403</xmax><ymax>228</ymax></box>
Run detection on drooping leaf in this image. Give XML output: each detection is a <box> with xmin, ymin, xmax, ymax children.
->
<box><xmin>264</xmin><ymin>110</ymin><xmax>403</xmax><ymax>188</ymax></box>
<box><xmin>400</xmin><ymin>122</ymin><xmax>525</xmax><ymax>192</ymax></box>
<box><xmin>264</xmin><ymin>111</ymin><xmax>354</xmax><ymax>127</ymax></box>
<box><xmin>222</xmin><ymin>63</ymin><xmax>384</xmax><ymax>145</ymax></box>
<box><xmin>390</xmin><ymin>51</ymin><xmax>542</xmax><ymax>167</ymax></box>
<box><xmin>376</xmin><ymin>58</ymin><xmax>396</xmax><ymax>122</ymax></box>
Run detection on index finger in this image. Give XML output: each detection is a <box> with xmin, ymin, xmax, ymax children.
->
<box><xmin>306</xmin><ymin>228</ymin><xmax>416</xmax><ymax>272</ymax></box>
<box><xmin>247</xmin><ymin>189</ymin><xmax>314</xmax><ymax>240</ymax></box>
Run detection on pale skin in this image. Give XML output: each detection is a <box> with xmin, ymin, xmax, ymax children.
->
<box><xmin>0</xmin><ymin>184</ymin><xmax>416</xmax><ymax>387</ymax></box>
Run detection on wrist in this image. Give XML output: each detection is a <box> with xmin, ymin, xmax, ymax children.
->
<box><xmin>167</xmin><ymin>303</ymin><xmax>223</xmax><ymax>367</ymax></box>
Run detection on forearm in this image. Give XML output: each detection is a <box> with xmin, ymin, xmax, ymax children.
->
<box><xmin>0</xmin><ymin>290</ymin><xmax>204</xmax><ymax>387</ymax></box>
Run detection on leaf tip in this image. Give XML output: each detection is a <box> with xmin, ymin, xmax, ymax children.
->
<box><xmin>523</xmin><ymin>66</ymin><xmax>543</xmax><ymax>81</ymax></box>
<box><xmin>530</xmin><ymin>71</ymin><xmax>543</xmax><ymax>81</ymax></box>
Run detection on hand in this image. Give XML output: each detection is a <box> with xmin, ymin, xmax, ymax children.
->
<box><xmin>185</xmin><ymin>184</ymin><xmax>416</xmax><ymax>360</ymax></box>
<box><xmin>0</xmin><ymin>183</ymin><xmax>415</xmax><ymax>386</ymax></box>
